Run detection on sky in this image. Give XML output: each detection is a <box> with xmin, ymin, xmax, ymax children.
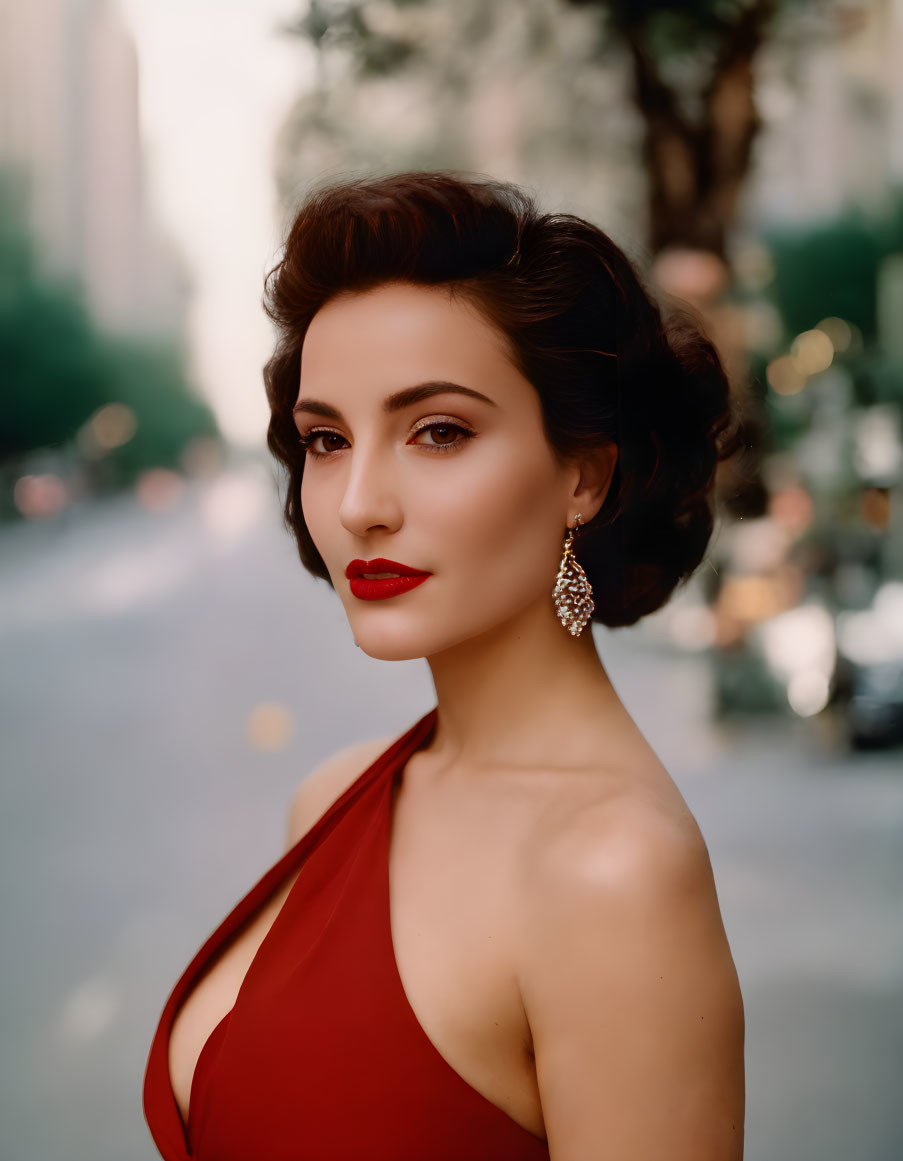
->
<box><xmin>118</xmin><ymin>0</ymin><xmax>312</xmax><ymax>446</ymax></box>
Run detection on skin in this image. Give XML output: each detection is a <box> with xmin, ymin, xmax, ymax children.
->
<box><xmin>168</xmin><ymin>279</ymin><xmax>745</xmax><ymax>1158</ymax></box>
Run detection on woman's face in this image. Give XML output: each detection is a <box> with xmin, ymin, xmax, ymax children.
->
<box><xmin>294</xmin><ymin>280</ymin><xmax>581</xmax><ymax>661</ymax></box>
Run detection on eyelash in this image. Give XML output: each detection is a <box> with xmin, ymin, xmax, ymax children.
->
<box><xmin>297</xmin><ymin>419</ymin><xmax>476</xmax><ymax>459</ymax></box>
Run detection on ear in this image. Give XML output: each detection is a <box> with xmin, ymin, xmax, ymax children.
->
<box><xmin>568</xmin><ymin>441</ymin><xmax>618</xmax><ymax>525</ymax></box>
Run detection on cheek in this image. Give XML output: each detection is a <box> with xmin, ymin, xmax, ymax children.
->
<box><xmin>300</xmin><ymin>473</ymin><xmax>331</xmax><ymax>559</ymax></box>
<box><xmin>417</xmin><ymin>443</ymin><xmax>563</xmax><ymax>598</ymax></box>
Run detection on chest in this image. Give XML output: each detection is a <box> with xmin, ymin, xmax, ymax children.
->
<box><xmin>167</xmin><ymin>770</ymin><xmax>545</xmax><ymax>1139</ymax></box>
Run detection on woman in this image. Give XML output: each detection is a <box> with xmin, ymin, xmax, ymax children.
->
<box><xmin>144</xmin><ymin>171</ymin><xmax>746</xmax><ymax>1160</ymax></box>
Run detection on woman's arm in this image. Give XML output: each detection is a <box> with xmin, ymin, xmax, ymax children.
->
<box><xmin>518</xmin><ymin>801</ymin><xmax>745</xmax><ymax>1161</ymax></box>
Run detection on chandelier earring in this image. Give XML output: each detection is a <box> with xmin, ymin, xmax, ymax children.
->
<box><xmin>552</xmin><ymin>513</ymin><xmax>595</xmax><ymax>637</ymax></box>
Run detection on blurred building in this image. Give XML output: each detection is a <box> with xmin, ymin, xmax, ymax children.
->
<box><xmin>0</xmin><ymin>0</ymin><xmax>188</xmax><ymax>338</ymax></box>
<box><xmin>746</xmin><ymin>0</ymin><xmax>903</xmax><ymax>227</ymax></box>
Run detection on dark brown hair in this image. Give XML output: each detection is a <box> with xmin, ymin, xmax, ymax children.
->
<box><xmin>263</xmin><ymin>170</ymin><xmax>743</xmax><ymax>628</ymax></box>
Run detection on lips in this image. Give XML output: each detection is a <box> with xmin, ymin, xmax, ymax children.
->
<box><xmin>345</xmin><ymin>557</ymin><xmax>430</xmax><ymax>580</ymax></box>
<box><xmin>345</xmin><ymin>557</ymin><xmax>432</xmax><ymax>602</ymax></box>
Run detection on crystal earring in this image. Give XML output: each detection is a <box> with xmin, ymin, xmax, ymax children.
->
<box><xmin>553</xmin><ymin>513</ymin><xmax>595</xmax><ymax>637</ymax></box>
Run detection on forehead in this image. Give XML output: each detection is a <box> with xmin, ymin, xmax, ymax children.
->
<box><xmin>299</xmin><ymin>281</ymin><xmax>516</xmax><ymax>388</ymax></box>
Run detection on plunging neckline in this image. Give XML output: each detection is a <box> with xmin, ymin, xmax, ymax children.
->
<box><xmin>145</xmin><ymin>706</ymin><xmax>549</xmax><ymax>1159</ymax></box>
<box><xmin>173</xmin><ymin>713</ymin><xmax>439</xmax><ymax>1149</ymax></box>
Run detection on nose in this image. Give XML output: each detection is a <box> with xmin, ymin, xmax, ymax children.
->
<box><xmin>338</xmin><ymin>435</ymin><xmax>404</xmax><ymax>538</ymax></box>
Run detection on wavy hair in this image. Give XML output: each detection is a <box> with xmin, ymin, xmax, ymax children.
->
<box><xmin>263</xmin><ymin>170</ymin><xmax>744</xmax><ymax>628</ymax></box>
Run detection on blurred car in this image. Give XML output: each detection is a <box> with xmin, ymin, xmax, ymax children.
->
<box><xmin>835</xmin><ymin>656</ymin><xmax>903</xmax><ymax>750</ymax></box>
<box><xmin>833</xmin><ymin>582</ymin><xmax>903</xmax><ymax>751</ymax></box>
<box><xmin>709</xmin><ymin>580</ymin><xmax>903</xmax><ymax>751</ymax></box>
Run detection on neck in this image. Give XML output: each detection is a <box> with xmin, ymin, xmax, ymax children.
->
<box><xmin>422</xmin><ymin>596</ymin><xmax>631</xmax><ymax>773</ymax></box>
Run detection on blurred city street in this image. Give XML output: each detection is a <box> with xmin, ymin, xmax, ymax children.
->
<box><xmin>1</xmin><ymin>463</ymin><xmax>901</xmax><ymax>1161</ymax></box>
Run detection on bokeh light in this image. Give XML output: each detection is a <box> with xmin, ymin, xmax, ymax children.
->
<box><xmin>860</xmin><ymin>487</ymin><xmax>891</xmax><ymax>531</ymax></box>
<box><xmin>245</xmin><ymin>702</ymin><xmax>295</xmax><ymax>751</ymax></box>
<box><xmin>135</xmin><ymin>468</ymin><xmax>184</xmax><ymax>512</ymax></box>
<box><xmin>13</xmin><ymin>473</ymin><xmax>69</xmax><ymax>519</ymax></box>
<box><xmin>815</xmin><ymin>316</ymin><xmax>854</xmax><ymax>353</ymax></box>
<box><xmin>790</xmin><ymin>328</ymin><xmax>835</xmax><ymax>376</ymax></box>
<box><xmin>766</xmin><ymin>354</ymin><xmax>807</xmax><ymax>395</ymax></box>
<box><xmin>77</xmin><ymin>402</ymin><xmax>138</xmax><ymax>459</ymax></box>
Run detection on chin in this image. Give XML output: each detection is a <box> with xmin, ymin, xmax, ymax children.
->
<box><xmin>347</xmin><ymin>619</ymin><xmax>454</xmax><ymax>662</ymax></box>
<box><xmin>343</xmin><ymin>603</ymin><xmax>465</xmax><ymax>662</ymax></box>
<box><xmin>347</xmin><ymin>608</ymin><xmax>516</xmax><ymax>663</ymax></box>
<box><xmin>353</xmin><ymin>638</ymin><xmax>427</xmax><ymax>663</ymax></box>
<box><xmin>341</xmin><ymin>580</ymin><xmax>538</xmax><ymax>661</ymax></box>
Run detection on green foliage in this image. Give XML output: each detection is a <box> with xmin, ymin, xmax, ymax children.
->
<box><xmin>97</xmin><ymin>337</ymin><xmax>219</xmax><ymax>485</ymax></box>
<box><xmin>764</xmin><ymin>189</ymin><xmax>903</xmax><ymax>343</ymax></box>
<box><xmin>288</xmin><ymin>0</ymin><xmax>415</xmax><ymax>76</ymax></box>
<box><xmin>853</xmin><ymin>351</ymin><xmax>903</xmax><ymax>409</ymax></box>
<box><xmin>0</xmin><ymin>167</ymin><xmax>220</xmax><ymax>490</ymax></box>
<box><xmin>0</xmin><ymin>190</ymin><xmax>116</xmax><ymax>458</ymax></box>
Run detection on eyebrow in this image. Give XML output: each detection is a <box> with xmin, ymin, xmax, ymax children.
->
<box><xmin>291</xmin><ymin>380</ymin><xmax>498</xmax><ymax>421</ymax></box>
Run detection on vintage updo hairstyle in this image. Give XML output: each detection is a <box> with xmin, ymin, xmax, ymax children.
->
<box><xmin>264</xmin><ymin>170</ymin><xmax>744</xmax><ymax>628</ymax></box>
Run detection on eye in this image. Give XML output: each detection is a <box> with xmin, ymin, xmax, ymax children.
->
<box><xmin>297</xmin><ymin>430</ymin><xmax>348</xmax><ymax>458</ymax></box>
<box><xmin>298</xmin><ymin>420</ymin><xmax>475</xmax><ymax>459</ymax></box>
<box><xmin>410</xmin><ymin>420</ymin><xmax>475</xmax><ymax>453</ymax></box>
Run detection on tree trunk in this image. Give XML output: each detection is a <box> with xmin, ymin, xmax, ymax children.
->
<box><xmin>625</xmin><ymin>0</ymin><xmax>776</xmax><ymax>257</ymax></box>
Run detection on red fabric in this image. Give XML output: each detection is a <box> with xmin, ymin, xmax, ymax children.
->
<box><xmin>143</xmin><ymin>706</ymin><xmax>550</xmax><ymax>1160</ymax></box>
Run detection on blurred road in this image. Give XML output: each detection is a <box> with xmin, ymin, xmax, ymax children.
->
<box><xmin>1</xmin><ymin>461</ymin><xmax>901</xmax><ymax>1161</ymax></box>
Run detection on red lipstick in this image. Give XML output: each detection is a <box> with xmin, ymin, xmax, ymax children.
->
<box><xmin>345</xmin><ymin>557</ymin><xmax>432</xmax><ymax>602</ymax></box>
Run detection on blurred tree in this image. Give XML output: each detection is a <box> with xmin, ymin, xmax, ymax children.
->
<box><xmin>0</xmin><ymin>172</ymin><xmax>115</xmax><ymax>459</ymax></box>
<box><xmin>278</xmin><ymin>0</ymin><xmax>865</xmax><ymax>258</ymax></box>
<box><xmin>0</xmin><ymin>168</ymin><xmax>221</xmax><ymax>507</ymax></box>
<box><xmin>96</xmin><ymin>336</ymin><xmax>220</xmax><ymax>488</ymax></box>
<box><xmin>766</xmin><ymin>192</ymin><xmax>903</xmax><ymax>346</ymax></box>
<box><xmin>275</xmin><ymin>0</ymin><xmax>650</xmax><ymax>238</ymax></box>
<box><xmin>569</xmin><ymin>0</ymin><xmax>778</xmax><ymax>256</ymax></box>
<box><xmin>562</xmin><ymin>0</ymin><xmax>869</xmax><ymax>256</ymax></box>
<box><xmin>763</xmin><ymin>188</ymin><xmax>903</xmax><ymax>420</ymax></box>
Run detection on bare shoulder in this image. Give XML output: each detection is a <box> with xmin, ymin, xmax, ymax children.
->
<box><xmin>528</xmin><ymin>775</ymin><xmax>717</xmax><ymax>903</ymax></box>
<box><xmin>284</xmin><ymin>731</ymin><xmax>399</xmax><ymax>851</ymax></box>
<box><xmin>517</xmin><ymin>778</ymin><xmax>745</xmax><ymax>1160</ymax></box>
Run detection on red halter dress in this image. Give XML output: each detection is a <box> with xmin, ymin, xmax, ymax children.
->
<box><xmin>142</xmin><ymin>706</ymin><xmax>550</xmax><ymax>1160</ymax></box>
